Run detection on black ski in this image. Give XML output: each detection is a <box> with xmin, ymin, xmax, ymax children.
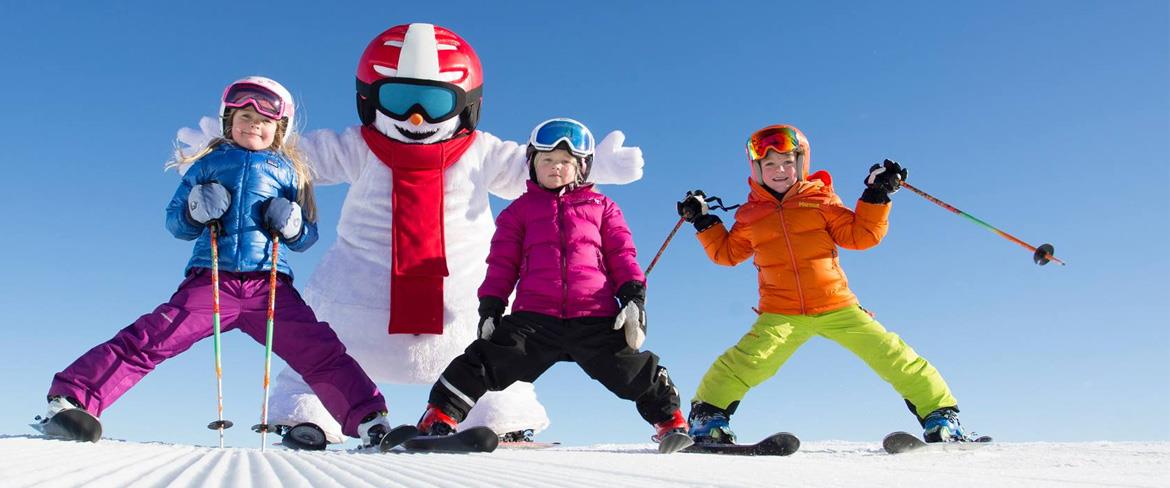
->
<box><xmin>657</xmin><ymin>431</ymin><xmax>695</xmax><ymax>454</ymax></box>
<box><xmin>31</xmin><ymin>409</ymin><xmax>102</xmax><ymax>443</ymax></box>
<box><xmin>683</xmin><ymin>432</ymin><xmax>800</xmax><ymax>456</ymax></box>
<box><xmin>377</xmin><ymin>425</ymin><xmax>420</xmax><ymax>452</ymax></box>
<box><xmin>882</xmin><ymin>431</ymin><xmax>993</xmax><ymax>454</ymax></box>
<box><xmin>401</xmin><ymin>426</ymin><xmax>498</xmax><ymax>453</ymax></box>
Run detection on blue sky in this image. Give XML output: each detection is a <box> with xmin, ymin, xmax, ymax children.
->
<box><xmin>1</xmin><ymin>1</ymin><xmax>1166</xmax><ymax>448</ymax></box>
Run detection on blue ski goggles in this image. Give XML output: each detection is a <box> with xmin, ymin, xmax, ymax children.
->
<box><xmin>528</xmin><ymin>118</ymin><xmax>595</xmax><ymax>158</ymax></box>
<box><xmin>359</xmin><ymin>78</ymin><xmax>470</xmax><ymax>123</ymax></box>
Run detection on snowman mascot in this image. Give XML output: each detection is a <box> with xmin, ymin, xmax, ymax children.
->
<box><xmin>179</xmin><ymin>23</ymin><xmax>643</xmax><ymax>446</ymax></box>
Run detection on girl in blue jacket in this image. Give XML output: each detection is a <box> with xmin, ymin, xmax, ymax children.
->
<box><xmin>40</xmin><ymin>77</ymin><xmax>391</xmax><ymax>450</ymax></box>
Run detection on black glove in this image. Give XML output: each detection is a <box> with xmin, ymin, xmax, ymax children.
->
<box><xmin>477</xmin><ymin>296</ymin><xmax>506</xmax><ymax>340</ymax></box>
<box><xmin>676</xmin><ymin>190</ymin><xmax>709</xmax><ymax>222</ymax></box>
<box><xmin>677</xmin><ymin>189</ymin><xmax>722</xmax><ymax>231</ymax></box>
<box><xmin>861</xmin><ymin>159</ymin><xmax>909</xmax><ymax>204</ymax></box>
<box><xmin>616</xmin><ymin>281</ymin><xmax>646</xmax><ymax>309</ymax></box>
<box><xmin>614</xmin><ymin>281</ymin><xmax>647</xmax><ymax>349</ymax></box>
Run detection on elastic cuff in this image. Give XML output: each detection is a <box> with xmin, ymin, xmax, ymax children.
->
<box><xmin>693</xmin><ymin>214</ymin><xmax>722</xmax><ymax>232</ymax></box>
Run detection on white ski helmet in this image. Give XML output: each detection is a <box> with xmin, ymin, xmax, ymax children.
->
<box><xmin>525</xmin><ymin>117</ymin><xmax>595</xmax><ymax>183</ymax></box>
<box><xmin>219</xmin><ymin>76</ymin><xmax>296</xmax><ymax>143</ymax></box>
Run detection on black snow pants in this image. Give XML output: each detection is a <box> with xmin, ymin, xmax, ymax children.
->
<box><xmin>428</xmin><ymin>311</ymin><xmax>681</xmax><ymax>425</ymax></box>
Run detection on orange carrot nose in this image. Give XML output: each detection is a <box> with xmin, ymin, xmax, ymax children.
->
<box><xmin>409</xmin><ymin>113</ymin><xmax>424</xmax><ymax>126</ymax></box>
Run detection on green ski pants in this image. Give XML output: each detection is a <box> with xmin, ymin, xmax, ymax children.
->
<box><xmin>693</xmin><ymin>305</ymin><xmax>956</xmax><ymax>419</ymax></box>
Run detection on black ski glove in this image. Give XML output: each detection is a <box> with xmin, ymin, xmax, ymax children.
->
<box><xmin>677</xmin><ymin>190</ymin><xmax>709</xmax><ymax>222</ymax></box>
<box><xmin>677</xmin><ymin>190</ymin><xmax>722</xmax><ymax>232</ymax></box>
<box><xmin>614</xmin><ymin>281</ymin><xmax>647</xmax><ymax>349</ymax></box>
<box><xmin>477</xmin><ymin>296</ymin><xmax>506</xmax><ymax>340</ymax></box>
<box><xmin>861</xmin><ymin>159</ymin><xmax>909</xmax><ymax>204</ymax></box>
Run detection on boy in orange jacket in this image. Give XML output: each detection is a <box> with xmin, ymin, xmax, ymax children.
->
<box><xmin>677</xmin><ymin>124</ymin><xmax>971</xmax><ymax>444</ymax></box>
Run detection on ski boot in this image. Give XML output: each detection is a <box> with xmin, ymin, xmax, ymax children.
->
<box><xmin>417</xmin><ymin>404</ymin><xmax>458</xmax><ymax>436</ymax></box>
<box><xmin>653</xmin><ymin>409</ymin><xmax>693</xmax><ymax>453</ymax></box>
<box><xmin>32</xmin><ymin>396</ymin><xmax>101</xmax><ymax>442</ymax></box>
<box><xmin>278</xmin><ymin>423</ymin><xmax>328</xmax><ymax>450</ymax></box>
<box><xmin>652</xmin><ymin>410</ymin><xmax>689</xmax><ymax>441</ymax></box>
<box><xmin>923</xmin><ymin>407</ymin><xmax>967</xmax><ymax>443</ymax></box>
<box><xmin>688</xmin><ymin>401</ymin><xmax>736</xmax><ymax>444</ymax></box>
<box><xmin>499</xmin><ymin>429</ymin><xmax>535</xmax><ymax>443</ymax></box>
<box><xmin>359</xmin><ymin>413</ymin><xmax>391</xmax><ymax>448</ymax></box>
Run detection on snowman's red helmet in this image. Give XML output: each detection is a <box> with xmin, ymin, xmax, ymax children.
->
<box><xmin>356</xmin><ymin>23</ymin><xmax>483</xmax><ymax>135</ymax></box>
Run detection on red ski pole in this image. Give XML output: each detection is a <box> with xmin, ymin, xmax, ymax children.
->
<box><xmin>253</xmin><ymin>233</ymin><xmax>280</xmax><ymax>451</ymax></box>
<box><xmin>900</xmin><ymin>181</ymin><xmax>1065</xmax><ymax>266</ymax></box>
<box><xmin>206</xmin><ymin>222</ymin><xmax>233</xmax><ymax>447</ymax></box>
<box><xmin>645</xmin><ymin>218</ymin><xmax>685</xmax><ymax>277</ymax></box>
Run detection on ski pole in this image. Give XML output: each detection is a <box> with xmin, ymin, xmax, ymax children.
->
<box><xmin>645</xmin><ymin>194</ymin><xmax>742</xmax><ymax>277</ymax></box>
<box><xmin>205</xmin><ymin>222</ymin><xmax>233</xmax><ymax>447</ymax></box>
<box><xmin>900</xmin><ymin>181</ymin><xmax>1065</xmax><ymax>266</ymax></box>
<box><xmin>645</xmin><ymin>218</ymin><xmax>684</xmax><ymax>277</ymax></box>
<box><xmin>254</xmin><ymin>233</ymin><xmax>280</xmax><ymax>451</ymax></box>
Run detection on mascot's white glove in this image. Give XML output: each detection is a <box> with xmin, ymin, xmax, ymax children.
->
<box><xmin>170</xmin><ymin>116</ymin><xmax>220</xmax><ymax>176</ymax></box>
<box><xmin>612</xmin><ymin>281</ymin><xmax>647</xmax><ymax>349</ymax></box>
<box><xmin>588</xmin><ymin>131</ymin><xmax>644</xmax><ymax>184</ymax></box>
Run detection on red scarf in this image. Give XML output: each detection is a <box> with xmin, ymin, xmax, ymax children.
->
<box><xmin>361</xmin><ymin>126</ymin><xmax>478</xmax><ymax>335</ymax></box>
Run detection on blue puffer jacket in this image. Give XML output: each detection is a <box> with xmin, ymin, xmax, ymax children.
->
<box><xmin>166</xmin><ymin>143</ymin><xmax>318</xmax><ymax>278</ymax></box>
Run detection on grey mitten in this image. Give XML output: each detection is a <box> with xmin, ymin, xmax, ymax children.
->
<box><xmin>264</xmin><ymin>197</ymin><xmax>303</xmax><ymax>240</ymax></box>
<box><xmin>187</xmin><ymin>182</ymin><xmax>230</xmax><ymax>224</ymax></box>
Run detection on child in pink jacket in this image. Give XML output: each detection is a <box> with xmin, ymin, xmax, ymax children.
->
<box><xmin>416</xmin><ymin>118</ymin><xmax>688</xmax><ymax>445</ymax></box>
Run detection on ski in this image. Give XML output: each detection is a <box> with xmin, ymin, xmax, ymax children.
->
<box><xmin>30</xmin><ymin>409</ymin><xmax>102</xmax><ymax>443</ymax></box>
<box><xmin>882</xmin><ymin>431</ymin><xmax>993</xmax><ymax>454</ymax></box>
<box><xmin>377</xmin><ymin>425</ymin><xmax>420</xmax><ymax>452</ymax></box>
<box><xmin>683</xmin><ymin>432</ymin><xmax>800</xmax><ymax>456</ymax></box>
<box><xmin>657</xmin><ymin>432</ymin><xmax>695</xmax><ymax>453</ymax></box>
<box><xmin>498</xmin><ymin>441</ymin><xmax>560</xmax><ymax>450</ymax></box>
<box><xmin>401</xmin><ymin>426</ymin><xmax>498</xmax><ymax>453</ymax></box>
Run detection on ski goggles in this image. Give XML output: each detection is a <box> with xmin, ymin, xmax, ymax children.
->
<box><xmin>222</xmin><ymin>82</ymin><xmax>288</xmax><ymax>120</ymax></box>
<box><xmin>529</xmin><ymin>118</ymin><xmax>595</xmax><ymax>158</ymax></box>
<box><xmin>360</xmin><ymin>78</ymin><xmax>468</xmax><ymax>123</ymax></box>
<box><xmin>746</xmin><ymin>126</ymin><xmax>802</xmax><ymax>161</ymax></box>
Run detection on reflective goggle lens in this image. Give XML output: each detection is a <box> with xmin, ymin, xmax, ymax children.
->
<box><xmin>377</xmin><ymin>83</ymin><xmax>458</xmax><ymax>121</ymax></box>
<box><xmin>747</xmin><ymin>126</ymin><xmax>800</xmax><ymax>160</ymax></box>
<box><xmin>223</xmin><ymin>83</ymin><xmax>285</xmax><ymax>119</ymax></box>
<box><xmin>531</xmin><ymin>120</ymin><xmax>594</xmax><ymax>157</ymax></box>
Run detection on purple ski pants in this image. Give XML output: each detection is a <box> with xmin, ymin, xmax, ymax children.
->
<box><xmin>48</xmin><ymin>268</ymin><xmax>385</xmax><ymax>438</ymax></box>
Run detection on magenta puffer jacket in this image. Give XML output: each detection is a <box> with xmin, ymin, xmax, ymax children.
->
<box><xmin>478</xmin><ymin>181</ymin><xmax>645</xmax><ymax>319</ymax></box>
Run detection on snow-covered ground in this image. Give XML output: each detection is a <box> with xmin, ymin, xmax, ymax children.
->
<box><xmin>0</xmin><ymin>435</ymin><xmax>1165</xmax><ymax>487</ymax></box>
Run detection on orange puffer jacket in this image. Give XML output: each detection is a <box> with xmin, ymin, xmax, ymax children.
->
<box><xmin>697</xmin><ymin>175</ymin><xmax>890</xmax><ymax>315</ymax></box>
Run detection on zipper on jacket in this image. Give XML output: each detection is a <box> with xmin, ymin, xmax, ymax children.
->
<box><xmin>777</xmin><ymin>204</ymin><xmax>807</xmax><ymax>314</ymax></box>
<box><xmin>557</xmin><ymin>196</ymin><xmax>569</xmax><ymax>318</ymax></box>
<box><xmin>237</xmin><ymin>151</ymin><xmax>251</xmax><ymax>271</ymax></box>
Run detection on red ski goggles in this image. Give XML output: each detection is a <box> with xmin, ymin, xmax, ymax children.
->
<box><xmin>222</xmin><ymin>82</ymin><xmax>288</xmax><ymax>120</ymax></box>
<box><xmin>746</xmin><ymin>126</ymin><xmax>802</xmax><ymax>161</ymax></box>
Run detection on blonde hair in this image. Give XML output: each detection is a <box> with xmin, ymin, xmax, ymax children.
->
<box><xmin>168</xmin><ymin>110</ymin><xmax>317</xmax><ymax>222</ymax></box>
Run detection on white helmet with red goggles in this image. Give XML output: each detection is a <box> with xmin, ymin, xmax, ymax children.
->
<box><xmin>355</xmin><ymin>23</ymin><xmax>483</xmax><ymax>134</ymax></box>
<box><xmin>219</xmin><ymin>76</ymin><xmax>296</xmax><ymax>143</ymax></box>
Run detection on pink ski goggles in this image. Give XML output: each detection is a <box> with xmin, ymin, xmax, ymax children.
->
<box><xmin>222</xmin><ymin>82</ymin><xmax>287</xmax><ymax>120</ymax></box>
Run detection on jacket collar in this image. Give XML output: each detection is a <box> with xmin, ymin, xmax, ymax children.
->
<box><xmin>524</xmin><ymin>180</ymin><xmax>598</xmax><ymax>200</ymax></box>
<box><xmin>747</xmin><ymin>178</ymin><xmax>824</xmax><ymax>205</ymax></box>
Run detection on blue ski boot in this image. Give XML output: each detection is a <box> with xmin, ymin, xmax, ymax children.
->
<box><xmin>688</xmin><ymin>401</ymin><xmax>736</xmax><ymax>444</ymax></box>
<box><xmin>923</xmin><ymin>407</ymin><xmax>966</xmax><ymax>442</ymax></box>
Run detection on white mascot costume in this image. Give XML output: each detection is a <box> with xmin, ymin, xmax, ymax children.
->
<box><xmin>179</xmin><ymin>23</ymin><xmax>644</xmax><ymax>443</ymax></box>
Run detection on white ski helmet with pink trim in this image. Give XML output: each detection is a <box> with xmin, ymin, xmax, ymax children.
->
<box><xmin>219</xmin><ymin>76</ymin><xmax>296</xmax><ymax>143</ymax></box>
